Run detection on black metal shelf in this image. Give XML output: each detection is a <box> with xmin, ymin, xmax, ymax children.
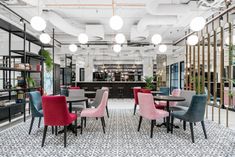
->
<box><xmin>0</xmin><ymin>67</ymin><xmax>42</xmax><ymax>73</ymax></box>
<box><xmin>10</xmin><ymin>50</ymin><xmax>43</xmax><ymax>60</ymax></box>
<box><xmin>0</xmin><ymin>87</ymin><xmax>41</xmax><ymax>92</ymax></box>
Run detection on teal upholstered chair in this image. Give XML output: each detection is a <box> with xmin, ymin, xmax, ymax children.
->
<box><xmin>171</xmin><ymin>95</ymin><xmax>208</xmax><ymax>143</ymax></box>
<box><xmin>159</xmin><ymin>87</ymin><xmax>170</xmax><ymax>96</ymax></box>
<box><xmin>28</xmin><ymin>91</ymin><xmax>43</xmax><ymax>134</ymax></box>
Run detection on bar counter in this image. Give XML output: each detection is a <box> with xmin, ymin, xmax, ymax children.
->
<box><xmin>74</xmin><ymin>81</ymin><xmax>147</xmax><ymax>98</ymax></box>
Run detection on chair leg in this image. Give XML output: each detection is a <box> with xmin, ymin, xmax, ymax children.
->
<box><xmin>189</xmin><ymin>123</ymin><xmax>195</xmax><ymax>143</ymax></box>
<box><xmin>29</xmin><ymin>117</ymin><xmax>35</xmax><ymax>135</ymax></box>
<box><xmin>171</xmin><ymin>116</ymin><xmax>174</xmax><ymax>134</ymax></box>
<box><xmin>41</xmin><ymin>126</ymin><xmax>48</xmax><ymax>147</ymax></box>
<box><xmin>64</xmin><ymin>126</ymin><xmax>67</xmax><ymax>147</ymax></box>
<box><xmin>74</xmin><ymin>119</ymin><xmax>77</xmax><ymax>136</ymax></box>
<box><xmin>52</xmin><ymin>126</ymin><xmax>54</xmax><ymax>134</ymax></box>
<box><xmin>166</xmin><ymin>116</ymin><xmax>170</xmax><ymax>133</ymax></box>
<box><xmin>137</xmin><ymin>116</ymin><xmax>142</xmax><ymax>132</ymax></box>
<box><xmin>84</xmin><ymin>117</ymin><xmax>86</xmax><ymax>128</ymax></box>
<box><xmin>183</xmin><ymin>121</ymin><xmax>186</xmax><ymax>131</ymax></box>
<box><xmin>80</xmin><ymin>117</ymin><xmax>83</xmax><ymax>134</ymax></box>
<box><xmin>201</xmin><ymin>121</ymin><xmax>207</xmax><ymax>139</ymax></box>
<box><xmin>150</xmin><ymin>120</ymin><xmax>155</xmax><ymax>138</ymax></box>
<box><xmin>133</xmin><ymin>104</ymin><xmax>137</xmax><ymax>115</ymax></box>
<box><xmin>38</xmin><ymin>117</ymin><xmax>41</xmax><ymax>128</ymax></box>
<box><xmin>106</xmin><ymin>106</ymin><xmax>109</xmax><ymax>118</ymax></box>
<box><xmin>55</xmin><ymin>126</ymin><xmax>58</xmax><ymax>136</ymax></box>
<box><xmin>101</xmin><ymin>117</ymin><xmax>106</xmax><ymax>134</ymax></box>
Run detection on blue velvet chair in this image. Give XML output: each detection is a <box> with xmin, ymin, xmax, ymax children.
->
<box><xmin>159</xmin><ymin>87</ymin><xmax>170</xmax><ymax>96</ymax></box>
<box><xmin>170</xmin><ymin>95</ymin><xmax>207</xmax><ymax>143</ymax></box>
<box><xmin>28</xmin><ymin>91</ymin><xmax>43</xmax><ymax>134</ymax></box>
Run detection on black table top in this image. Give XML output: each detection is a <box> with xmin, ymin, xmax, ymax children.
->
<box><xmin>154</xmin><ymin>95</ymin><xmax>185</xmax><ymax>102</ymax></box>
<box><xmin>66</xmin><ymin>97</ymin><xmax>88</xmax><ymax>103</ymax></box>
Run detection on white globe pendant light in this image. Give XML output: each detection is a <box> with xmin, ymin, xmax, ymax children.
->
<box><xmin>78</xmin><ymin>33</ymin><xmax>88</xmax><ymax>44</ymax></box>
<box><xmin>115</xmin><ymin>33</ymin><xmax>126</xmax><ymax>44</ymax></box>
<box><xmin>151</xmin><ymin>34</ymin><xmax>162</xmax><ymax>45</ymax></box>
<box><xmin>109</xmin><ymin>15</ymin><xmax>124</xmax><ymax>31</ymax></box>
<box><xmin>187</xmin><ymin>35</ymin><xmax>199</xmax><ymax>45</ymax></box>
<box><xmin>159</xmin><ymin>44</ymin><xmax>167</xmax><ymax>53</ymax></box>
<box><xmin>69</xmin><ymin>44</ymin><xmax>78</xmax><ymax>52</ymax></box>
<box><xmin>39</xmin><ymin>33</ymin><xmax>51</xmax><ymax>44</ymax></box>
<box><xmin>30</xmin><ymin>16</ymin><xmax>46</xmax><ymax>31</ymax></box>
<box><xmin>113</xmin><ymin>44</ymin><xmax>121</xmax><ymax>53</ymax></box>
<box><xmin>190</xmin><ymin>17</ymin><xmax>206</xmax><ymax>32</ymax></box>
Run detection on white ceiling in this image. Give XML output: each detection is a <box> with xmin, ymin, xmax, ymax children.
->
<box><xmin>1</xmin><ymin>0</ymin><xmax>230</xmax><ymax>61</ymax></box>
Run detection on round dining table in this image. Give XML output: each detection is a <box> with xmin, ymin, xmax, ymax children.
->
<box><xmin>154</xmin><ymin>95</ymin><xmax>185</xmax><ymax>132</ymax></box>
<box><xmin>66</xmin><ymin>96</ymin><xmax>89</xmax><ymax>112</ymax></box>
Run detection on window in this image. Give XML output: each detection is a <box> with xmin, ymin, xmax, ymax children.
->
<box><xmin>180</xmin><ymin>61</ymin><xmax>185</xmax><ymax>89</ymax></box>
<box><xmin>170</xmin><ymin>63</ymin><xmax>178</xmax><ymax>91</ymax></box>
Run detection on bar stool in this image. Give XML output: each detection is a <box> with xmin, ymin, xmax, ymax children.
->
<box><xmin>109</xmin><ymin>87</ymin><xmax>113</xmax><ymax>98</ymax></box>
<box><xmin>118</xmin><ymin>87</ymin><xmax>124</xmax><ymax>98</ymax></box>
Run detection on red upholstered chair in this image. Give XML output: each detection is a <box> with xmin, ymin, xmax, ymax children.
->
<box><xmin>133</xmin><ymin>87</ymin><xmax>141</xmax><ymax>115</ymax></box>
<box><xmin>41</xmin><ymin>96</ymin><xmax>77</xmax><ymax>147</ymax></box>
<box><xmin>68</xmin><ymin>86</ymin><xmax>80</xmax><ymax>90</ymax></box>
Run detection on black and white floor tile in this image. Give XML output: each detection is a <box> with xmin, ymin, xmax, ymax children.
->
<box><xmin>0</xmin><ymin>106</ymin><xmax>235</xmax><ymax>156</ymax></box>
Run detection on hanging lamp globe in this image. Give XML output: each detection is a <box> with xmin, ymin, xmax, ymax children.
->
<box><xmin>39</xmin><ymin>33</ymin><xmax>51</xmax><ymax>44</ymax></box>
<box><xmin>109</xmin><ymin>15</ymin><xmax>124</xmax><ymax>31</ymax></box>
<box><xmin>113</xmin><ymin>44</ymin><xmax>122</xmax><ymax>53</ymax></box>
<box><xmin>69</xmin><ymin>44</ymin><xmax>78</xmax><ymax>52</ymax></box>
<box><xmin>30</xmin><ymin>16</ymin><xmax>46</xmax><ymax>31</ymax></box>
<box><xmin>151</xmin><ymin>34</ymin><xmax>162</xmax><ymax>45</ymax></box>
<box><xmin>78</xmin><ymin>33</ymin><xmax>88</xmax><ymax>44</ymax></box>
<box><xmin>115</xmin><ymin>33</ymin><xmax>126</xmax><ymax>44</ymax></box>
<box><xmin>190</xmin><ymin>17</ymin><xmax>206</xmax><ymax>32</ymax></box>
<box><xmin>187</xmin><ymin>35</ymin><xmax>199</xmax><ymax>45</ymax></box>
<box><xmin>159</xmin><ymin>44</ymin><xmax>167</xmax><ymax>53</ymax></box>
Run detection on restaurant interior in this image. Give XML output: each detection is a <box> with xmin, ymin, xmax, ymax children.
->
<box><xmin>0</xmin><ymin>0</ymin><xmax>234</xmax><ymax>156</ymax></box>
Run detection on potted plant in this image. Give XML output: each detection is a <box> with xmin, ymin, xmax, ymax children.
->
<box><xmin>144</xmin><ymin>76</ymin><xmax>154</xmax><ymax>90</ymax></box>
<box><xmin>26</xmin><ymin>77</ymin><xmax>36</xmax><ymax>88</ymax></box>
<box><xmin>38</xmin><ymin>49</ymin><xmax>53</xmax><ymax>72</ymax></box>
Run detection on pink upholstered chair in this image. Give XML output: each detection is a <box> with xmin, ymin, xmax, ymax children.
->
<box><xmin>80</xmin><ymin>91</ymin><xmax>109</xmax><ymax>134</ymax></box>
<box><xmin>137</xmin><ymin>93</ymin><xmax>169</xmax><ymax>138</ymax></box>
<box><xmin>156</xmin><ymin>89</ymin><xmax>181</xmax><ymax>107</ymax></box>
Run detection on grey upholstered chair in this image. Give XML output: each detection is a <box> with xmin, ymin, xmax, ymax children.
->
<box><xmin>170</xmin><ymin>90</ymin><xmax>196</xmax><ymax>111</ymax></box>
<box><xmin>101</xmin><ymin>87</ymin><xmax>110</xmax><ymax>118</ymax></box>
<box><xmin>68</xmin><ymin>89</ymin><xmax>85</xmax><ymax>112</ymax></box>
<box><xmin>171</xmin><ymin>95</ymin><xmax>208</xmax><ymax>143</ymax></box>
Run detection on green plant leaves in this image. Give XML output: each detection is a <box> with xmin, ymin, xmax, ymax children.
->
<box><xmin>39</xmin><ymin>49</ymin><xmax>53</xmax><ymax>72</ymax></box>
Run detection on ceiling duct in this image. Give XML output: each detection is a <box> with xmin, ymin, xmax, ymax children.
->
<box><xmin>86</xmin><ymin>25</ymin><xmax>104</xmax><ymax>41</ymax></box>
<box><xmin>42</xmin><ymin>11</ymin><xmax>85</xmax><ymax>37</ymax></box>
<box><xmin>130</xmin><ymin>26</ymin><xmax>149</xmax><ymax>41</ymax></box>
<box><xmin>137</xmin><ymin>14</ymin><xmax>178</xmax><ymax>33</ymax></box>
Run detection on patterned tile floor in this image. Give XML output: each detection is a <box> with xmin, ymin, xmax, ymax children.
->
<box><xmin>0</xmin><ymin>99</ymin><xmax>235</xmax><ymax>157</ymax></box>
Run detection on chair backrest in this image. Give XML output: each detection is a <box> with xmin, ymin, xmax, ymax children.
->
<box><xmin>140</xmin><ymin>88</ymin><xmax>151</xmax><ymax>93</ymax></box>
<box><xmin>60</xmin><ymin>87</ymin><xmax>68</xmax><ymax>96</ymax></box>
<box><xmin>68</xmin><ymin>89</ymin><xmax>85</xmax><ymax>98</ymax></box>
<box><xmin>177</xmin><ymin>90</ymin><xmax>196</xmax><ymax>107</ymax></box>
<box><xmin>68</xmin><ymin>86</ymin><xmax>80</xmax><ymax>90</ymax></box>
<box><xmin>133</xmin><ymin>87</ymin><xmax>141</xmax><ymax>105</ymax></box>
<box><xmin>170</xmin><ymin>89</ymin><xmax>181</xmax><ymax>106</ymax></box>
<box><xmin>29</xmin><ymin>91</ymin><xmax>43</xmax><ymax>117</ymax></box>
<box><xmin>185</xmin><ymin>95</ymin><xmax>207</xmax><ymax>122</ymax></box>
<box><xmin>138</xmin><ymin>93</ymin><xmax>157</xmax><ymax>119</ymax></box>
<box><xmin>42</xmin><ymin>96</ymin><xmax>72</xmax><ymax>126</ymax></box>
<box><xmin>95</xmin><ymin>91</ymin><xmax>109</xmax><ymax>116</ymax></box>
<box><xmin>101</xmin><ymin>87</ymin><xmax>109</xmax><ymax>91</ymax></box>
<box><xmin>160</xmin><ymin>87</ymin><xmax>170</xmax><ymax>96</ymax></box>
<box><xmin>91</xmin><ymin>89</ymin><xmax>105</xmax><ymax>107</ymax></box>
